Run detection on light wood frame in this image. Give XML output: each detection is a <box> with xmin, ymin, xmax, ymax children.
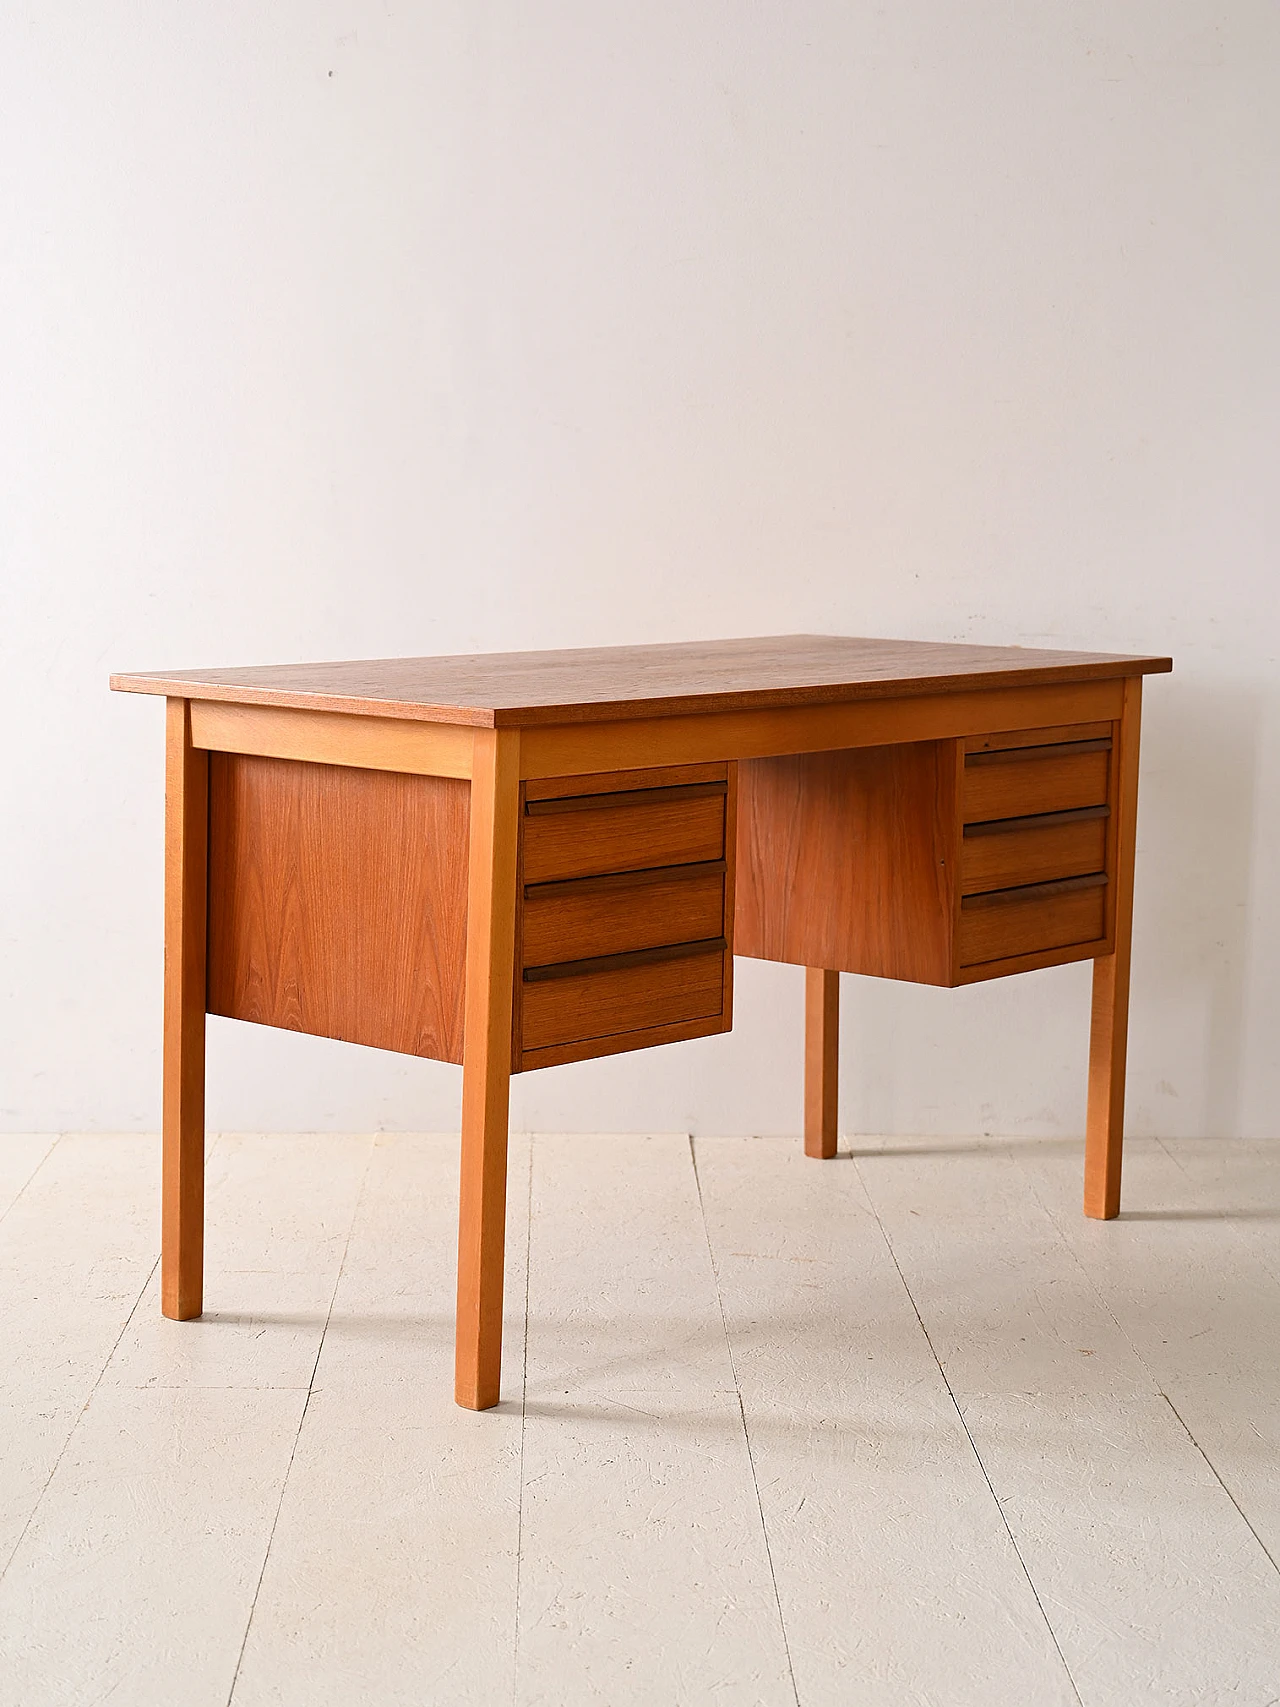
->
<box><xmin>1084</xmin><ymin>677</ymin><xmax>1143</xmax><ymax>1219</ymax></box>
<box><xmin>162</xmin><ymin>698</ymin><xmax>208</xmax><ymax>1321</ymax></box>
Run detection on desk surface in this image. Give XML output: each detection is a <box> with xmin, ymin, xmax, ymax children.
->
<box><xmin>111</xmin><ymin>633</ymin><xmax>1172</xmax><ymax>728</ymax></box>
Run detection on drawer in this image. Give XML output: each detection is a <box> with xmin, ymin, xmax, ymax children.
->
<box><xmin>959</xmin><ymin>875</ymin><xmax>1107</xmax><ymax>967</ymax></box>
<box><xmin>521</xmin><ymin>942</ymin><xmax>726</xmax><ymax>1053</ymax></box>
<box><xmin>965</xmin><ymin>720</ymin><xmax>1112</xmax><ymax>757</ymax></box>
<box><xmin>963</xmin><ymin>739</ymin><xmax>1109</xmax><ymax>824</ymax></box>
<box><xmin>522</xmin><ymin>863</ymin><xmax>726</xmax><ymax>968</ymax></box>
<box><xmin>523</xmin><ymin>781</ymin><xmax>726</xmax><ymax>883</ymax></box>
<box><xmin>961</xmin><ymin>807</ymin><xmax>1108</xmax><ymax>896</ymax></box>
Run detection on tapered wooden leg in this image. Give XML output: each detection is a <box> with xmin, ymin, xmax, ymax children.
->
<box><xmin>455</xmin><ymin>728</ymin><xmax>521</xmax><ymax>1410</ymax></box>
<box><xmin>1084</xmin><ymin>677</ymin><xmax>1142</xmax><ymax>1219</ymax></box>
<box><xmin>804</xmin><ymin>967</ymin><xmax>839</xmax><ymax>1159</ymax></box>
<box><xmin>162</xmin><ymin>698</ymin><xmax>208</xmax><ymax>1319</ymax></box>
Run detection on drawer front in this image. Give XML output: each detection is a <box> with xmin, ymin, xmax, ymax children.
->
<box><xmin>961</xmin><ymin>809</ymin><xmax>1108</xmax><ymax>896</ymax></box>
<box><xmin>522</xmin><ymin>864</ymin><xmax>725</xmax><ymax>968</ymax></box>
<box><xmin>523</xmin><ymin>784</ymin><xmax>726</xmax><ymax>883</ymax></box>
<box><xmin>963</xmin><ymin>741</ymin><xmax>1109</xmax><ymax>824</ymax></box>
<box><xmin>965</xmin><ymin>720</ymin><xmax>1112</xmax><ymax>757</ymax></box>
<box><xmin>522</xmin><ymin>944</ymin><xmax>726</xmax><ymax>1053</ymax></box>
<box><xmin>959</xmin><ymin>877</ymin><xmax>1107</xmax><ymax>967</ymax></box>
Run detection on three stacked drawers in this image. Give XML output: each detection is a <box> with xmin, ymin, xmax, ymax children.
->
<box><xmin>958</xmin><ymin>722</ymin><xmax>1113</xmax><ymax>969</ymax></box>
<box><xmin>515</xmin><ymin>764</ymin><xmax>735</xmax><ymax>1069</ymax></box>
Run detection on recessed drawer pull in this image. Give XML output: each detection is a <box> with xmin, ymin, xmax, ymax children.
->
<box><xmin>523</xmin><ymin>936</ymin><xmax>727</xmax><ymax>984</ymax></box>
<box><xmin>961</xmin><ymin>872</ymin><xmax>1107</xmax><ymax>911</ymax></box>
<box><xmin>965</xmin><ymin>738</ymin><xmax>1111</xmax><ymax>767</ymax></box>
<box><xmin>525</xmin><ymin>781</ymin><xmax>727</xmax><ymax>816</ymax></box>
<box><xmin>525</xmin><ymin>858</ymin><xmax>726</xmax><ymax>901</ymax></box>
<box><xmin>964</xmin><ymin>805</ymin><xmax>1110</xmax><ymax>839</ymax></box>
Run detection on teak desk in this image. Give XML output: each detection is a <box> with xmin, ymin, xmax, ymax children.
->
<box><xmin>112</xmin><ymin>635</ymin><xmax>1172</xmax><ymax>1410</ymax></box>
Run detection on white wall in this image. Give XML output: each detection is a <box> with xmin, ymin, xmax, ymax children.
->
<box><xmin>2</xmin><ymin>4</ymin><xmax>1277</xmax><ymax>1139</ymax></box>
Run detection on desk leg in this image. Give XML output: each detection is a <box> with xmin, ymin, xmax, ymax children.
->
<box><xmin>162</xmin><ymin>698</ymin><xmax>207</xmax><ymax>1319</ymax></box>
<box><xmin>804</xmin><ymin>968</ymin><xmax>839</xmax><ymax>1159</ymax></box>
<box><xmin>1085</xmin><ymin>678</ymin><xmax>1142</xmax><ymax>1219</ymax></box>
<box><xmin>456</xmin><ymin>728</ymin><xmax>521</xmax><ymax>1410</ymax></box>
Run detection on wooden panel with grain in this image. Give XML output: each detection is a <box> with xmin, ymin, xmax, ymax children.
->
<box><xmin>955</xmin><ymin>936</ymin><xmax>1120</xmax><ymax>986</ymax></box>
<box><xmin>735</xmin><ymin>742</ymin><xmax>958</xmax><ymax>986</ymax></box>
<box><xmin>519</xmin><ymin>681</ymin><xmax>1127</xmax><ymax>780</ymax></box>
<box><xmin>190</xmin><ymin>699</ymin><xmax>473</xmax><ymax>779</ymax></box>
<box><xmin>111</xmin><ymin>633</ymin><xmax>1173</xmax><ymax>728</ymax></box>
<box><xmin>963</xmin><ymin>742</ymin><xmax>1110</xmax><ymax>824</ymax></box>
<box><xmin>961</xmin><ymin>808</ymin><xmax>1109</xmax><ymax>896</ymax></box>
<box><xmin>522</xmin><ymin>864</ymin><xmax>726</xmax><ymax>968</ymax></box>
<box><xmin>518</xmin><ymin>1013</ymin><xmax>731</xmax><ymax>1073</ymax></box>
<box><xmin>958</xmin><ymin>875</ymin><xmax>1107</xmax><ymax>967</ymax></box>
<box><xmin>207</xmin><ymin>754</ymin><xmax>470</xmax><ymax>1063</ymax></box>
<box><xmin>522</xmin><ymin>785</ymin><xmax>726</xmax><ymax>883</ymax></box>
<box><xmin>520</xmin><ymin>944</ymin><xmax>727</xmax><ymax>1053</ymax></box>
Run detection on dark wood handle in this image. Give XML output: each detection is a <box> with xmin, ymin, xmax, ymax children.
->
<box><xmin>523</xmin><ymin>936</ymin><xmax>727</xmax><ymax>983</ymax></box>
<box><xmin>525</xmin><ymin>781</ymin><xmax>728</xmax><ymax>816</ymax></box>
<box><xmin>524</xmin><ymin>859</ymin><xmax>726</xmax><ymax>902</ymax></box>
<box><xmin>965</xmin><ymin>738</ymin><xmax>1112</xmax><ymax>767</ymax></box>
<box><xmin>963</xmin><ymin>805</ymin><xmax>1111</xmax><ymax>839</ymax></box>
<box><xmin>961</xmin><ymin>872</ymin><xmax>1108</xmax><ymax>911</ymax></box>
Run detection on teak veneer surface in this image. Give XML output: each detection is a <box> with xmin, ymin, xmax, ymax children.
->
<box><xmin>959</xmin><ymin>877</ymin><xmax>1108</xmax><ymax>967</ymax></box>
<box><xmin>207</xmin><ymin>754</ymin><xmax>470</xmax><ymax>1063</ymax></box>
<box><xmin>521</xmin><ymin>865</ymin><xmax>726</xmax><ymax>967</ymax></box>
<box><xmin>110</xmin><ymin>634</ymin><xmax>1172</xmax><ymax>728</ymax></box>
<box><xmin>736</xmin><ymin>743</ymin><xmax>957</xmax><ymax>985</ymax></box>
<box><xmin>961</xmin><ymin>811</ymin><xmax>1108</xmax><ymax>895</ymax></box>
<box><xmin>523</xmin><ymin>788</ymin><xmax>727</xmax><ymax>883</ymax></box>
<box><xmin>962</xmin><ymin>745</ymin><xmax>1110</xmax><ymax>823</ymax></box>
<box><xmin>520</xmin><ymin>946</ymin><xmax>726</xmax><ymax>1053</ymax></box>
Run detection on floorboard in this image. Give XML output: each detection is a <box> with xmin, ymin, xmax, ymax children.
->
<box><xmin>229</xmin><ymin>1134</ymin><xmax>530</xmax><ymax>1707</ymax></box>
<box><xmin>1021</xmin><ymin>1136</ymin><xmax>1280</xmax><ymax>1620</ymax></box>
<box><xmin>693</xmin><ymin>1134</ymin><xmax>1077</xmax><ymax>1707</ymax></box>
<box><xmin>0</xmin><ymin>1137</ymin><xmax>57</xmax><ymax>1224</ymax></box>
<box><xmin>2</xmin><ymin>1131</ymin><xmax>1279</xmax><ymax>1706</ymax></box>
<box><xmin>515</xmin><ymin>1133</ymin><xmax>795</xmax><ymax>1707</ymax></box>
<box><xmin>855</xmin><ymin>1134</ymin><xmax>1280</xmax><ymax>1707</ymax></box>
<box><xmin>0</xmin><ymin>1134</ymin><xmax>370</xmax><ymax>1707</ymax></box>
<box><xmin>0</xmin><ymin>1136</ymin><xmax>158</xmax><ymax>1575</ymax></box>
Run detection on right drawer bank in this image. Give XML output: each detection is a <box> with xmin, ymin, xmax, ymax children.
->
<box><xmin>958</xmin><ymin>722</ymin><xmax>1112</xmax><ymax>974</ymax></box>
<box><xmin>734</xmin><ymin>721</ymin><xmax>1116</xmax><ymax>988</ymax></box>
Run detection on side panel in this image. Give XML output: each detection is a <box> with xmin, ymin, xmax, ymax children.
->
<box><xmin>207</xmin><ymin>753</ymin><xmax>470</xmax><ymax>1063</ymax></box>
<box><xmin>735</xmin><ymin>743</ymin><xmax>957</xmax><ymax>986</ymax></box>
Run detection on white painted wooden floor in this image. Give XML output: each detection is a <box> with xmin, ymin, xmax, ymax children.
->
<box><xmin>1</xmin><ymin>1131</ymin><xmax>1279</xmax><ymax>1706</ymax></box>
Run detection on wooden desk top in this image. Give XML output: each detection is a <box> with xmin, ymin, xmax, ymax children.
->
<box><xmin>111</xmin><ymin>634</ymin><xmax>1172</xmax><ymax>729</ymax></box>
